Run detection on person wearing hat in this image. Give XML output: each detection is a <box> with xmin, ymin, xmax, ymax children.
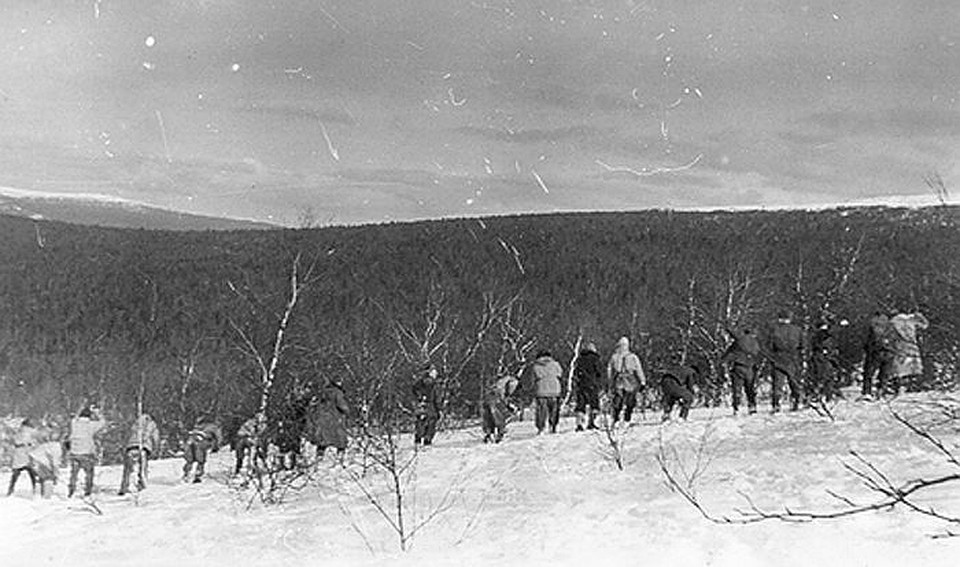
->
<box><xmin>67</xmin><ymin>405</ymin><xmax>107</xmax><ymax>498</ymax></box>
<box><xmin>607</xmin><ymin>337</ymin><xmax>647</xmax><ymax>424</ymax></box>
<box><xmin>28</xmin><ymin>426</ymin><xmax>63</xmax><ymax>499</ymax></box>
<box><xmin>311</xmin><ymin>376</ymin><xmax>349</xmax><ymax>462</ymax></box>
<box><xmin>722</xmin><ymin>326</ymin><xmax>761</xmax><ymax>415</ymax></box>
<box><xmin>887</xmin><ymin>310</ymin><xmax>930</xmax><ymax>395</ymax></box>
<box><xmin>481</xmin><ymin>374</ymin><xmax>520</xmax><ymax>443</ymax></box>
<box><xmin>523</xmin><ymin>350</ymin><xmax>564</xmax><ymax>434</ymax></box>
<box><xmin>809</xmin><ymin>317</ymin><xmax>841</xmax><ymax>404</ymax></box>
<box><xmin>660</xmin><ymin>363</ymin><xmax>699</xmax><ymax>421</ymax></box>
<box><xmin>234</xmin><ymin>412</ymin><xmax>266</xmax><ymax>475</ymax></box>
<box><xmin>861</xmin><ymin>311</ymin><xmax>893</xmax><ymax>400</ymax></box>
<box><xmin>182</xmin><ymin>421</ymin><xmax>222</xmax><ymax>483</ymax></box>
<box><xmin>767</xmin><ymin>310</ymin><xmax>805</xmax><ymax>412</ymax></box>
<box><xmin>118</xmin><ymin>413</ymin><xmax>161</xmax><ymax>495</ymax></box>
<box><xmin>573</xmin><ymin>342</ymin><xmax>603</xmax><ymax>431</ymax></box>
<box><xmin>412</xmin><ymin>364</ymin><xmax>442</xmax><ymax>446</ymax></box>
<box><xmin>6</xmin><ymin>418</ymin><xmax>39</xmax><ymax>496</ymax></box>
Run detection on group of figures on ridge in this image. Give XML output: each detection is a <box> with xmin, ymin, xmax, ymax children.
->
<box><xmin>4</xmin><ymin>307</ymin><xmax>930</xmax><ymax>499</ymax></box>
<box><xmin>719</xmin><ymin>309</ymin><xmax>929</xmax><ymax>416</ymax></box>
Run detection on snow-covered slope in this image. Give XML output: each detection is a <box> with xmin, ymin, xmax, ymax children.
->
<box><xmin>0</xmin><ymin>186</ymin><xmax>276</xmax><ymax>231</ymax></box>
<box><xmin>2</xmin><ymin>395</ymin><xmax>959</xmax><ymax>566</ymax></box>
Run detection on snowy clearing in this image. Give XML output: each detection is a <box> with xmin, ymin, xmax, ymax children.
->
<box><xmin>2</xmin><ymin>393</ymin><xmax>959</xmax><ymax>567</ymax></box>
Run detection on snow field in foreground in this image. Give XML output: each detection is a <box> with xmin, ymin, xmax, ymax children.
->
<box><xmin>1</xmin><ymin>394</ymin><xmax>959</xmax><ymax>566</ymax></box>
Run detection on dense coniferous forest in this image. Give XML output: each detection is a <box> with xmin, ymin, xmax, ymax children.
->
<box><xmin>1</xmin><ymin>207</ymin><xmax>958</xmax><ymax>454</ymax></box>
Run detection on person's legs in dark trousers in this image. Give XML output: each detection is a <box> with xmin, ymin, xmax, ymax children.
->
<box><xmin>68</xmin><ymin>457</ymin><xmax>80</xmax><ymax>497</ymax></box>
<box><xmin>786</xmin><ymin>368</ymin><xmax>803</xmax><ymax>410</ymax></box>
<box><xmin>119</xmin><ymin>449</ymin><xmax>133</xmax><ymax>494</ymax></box>
<box><xmin>423</xmin><ymin>414</ymin><xmax>438</xmax><ymax>445</ymax></box>
<box><xmin>662</xmin><ymin>389</ymin><xmax>678</xmax><ymax>419</ymax></box>
<box><xmin>68</xmin><ymin>455</ymin><xmax>95</xmax><ymax>497</ymax></box>
<box><xmin>535</xmin><ymin>397</ymin><xmax>548</xmax><ymax>433</ymax></box>
<box><xmin>677</xmin><ymin>388</ymin><xmax>695</xmax><ymax>419</ymax></box>
<box><xmin>482</xmin><ymin>403</ymin><xmax>495</xmax><ymax>442</ymax></box>
<box><xmin>134</xmin><ymin>449</ymin><xmax>148</xmax><ymax>489</ymax></box>
<box><xmin>877</xmin><ymin>355</ymin><xmax>895</xmax><ymax>397</ymax></box>
<box><xmin>183</xmin><ymin>442</ymin><xmax>197</xmax><ymax>480</ymax></box>
<box><xmin>494</xmin><ymin>402</ymin><xmax>507</xmax><ymax>441</ymax></box>
<box><xmin>547</xmin><ymin>398</ymin><xmax>560</xmax><ymax>433</ymax></box>
<box><xmin>862</xmin><ymin>351</ymin><xmax>880</xmax><ymax>397</ymax></box>
<box><xmin>234</xmin><ymin>439</ymin><xmax>248</xmax><ymax>474</ymax></box>
<box><xmin>744</xmin><ymin>371</ymin><xmax>757</xmax><ymax>412</ymax></box>
<box><xmin>484</xmin><ymin>401</ymin><xmax>506</xmax><ymax>442</ymax></box>
<box><xmin>7</xmin><ymin>467</ymin><xmax>37</xmax><ymax>496</ymax></box>
<box><xmin>575</xmin><ymin>391</ymin><xmax>588</xmax><ymax>431</ymax></box>
<box><xmin>6</xmin><ymin>468</ymin><xmax>18</xmax><ymax>496</ymax></box>
<box><xmin>78</xmin><ymin>455</ymin><xmax>95</xmax><ymax>496</ymax></box>
<box><xmin>622</xmin><ymin>391</ymin><xmax>637</xmax><ymax>423</ymax></box>
<box><xmin>576</xmin><ymin>388</ymin><xmax>600</xmax><ymax>429</ymax></box>
<box><xmin>771</xmin><ymin>367</ymin><xmax>786</xmax><ymax>412</ymax></box>
<box><xmin>193</xmin><ymin>442</ymin><xmax>208</xmax><ymax>482</ymax></box>
<box><xmin>821</xmin><ymin>362</ymin><xmax>837</xmax><ymax>402</ymax></box>
<box><xmin>731</xmin><ymin>366</ymin><xmax>745</xmax><ymax>414</ymax></box>
<box><xmin>414</xmin><ymin>416</ymin><xmax>426</xmax><ymax>445</ymax></box>
<box><xmin>610</xmin><ymin>390</ymin><xmax>625</xmax><ymax>424</ymax></box>
<box><xmin>586</xmin><ymin>389</ymin><xmax>600</xmax><ymax>428</ymax></box>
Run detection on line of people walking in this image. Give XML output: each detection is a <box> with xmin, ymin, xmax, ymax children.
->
<box><xmin>2</xmin><ymin>307</ymin><xmax>931</xmax><ymax>498</ymax></box>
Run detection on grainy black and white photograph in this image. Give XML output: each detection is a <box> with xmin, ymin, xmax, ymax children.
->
<box><xmin>1</xmin><ymin>1</ymin><xmax>959</xmax><ymax>565</ymax></box>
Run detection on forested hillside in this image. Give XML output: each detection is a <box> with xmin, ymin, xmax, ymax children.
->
<box><xmin>1</xmin><ymin>207</ymin><xmax>958</xmax><ymax>449</ymax></box>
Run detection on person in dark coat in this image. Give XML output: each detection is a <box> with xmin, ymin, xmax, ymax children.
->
<box><xmin>861</xmin><ymin>311</ymin><xmax>893</xmax><ymax>399</ymax></box>
<box><xmin>312</xmin><ymin>376</ymin><xmax>349</xmax><ymax>461</ymax></box>
<box><xmin>412</xmin><ymin>364</ymin><xmax>442</xmax><ymax>446</ymax></box>
<box><xmin>482</xmin><ymin>375</ymin><xmax>520</xmax><ymax>443</ymax></box>
<box><xmin>721</xmin><ymin>326</ymin><xmax>761</xmax><ymax>415</ymax></box>
<box><xmin>767</xmin><ymin>311</ymin><xmax>805</xmax><ymax>412</ymax></box>
<box><xmin>809</xmin><ymin>319</ymin><xmax>841</xmax><ymax>404</ymax></box>
<box><xmin>182</xmin><ymin>422</ymin><xmax>222</xmax><ymax>483</ymax></box>
<box><xmin>661</xmin><ymin>364</ymin><xmax>698</xmax><ymax>421</ymax></box>
<box><xmin>274</xmin><ymin>388</ymin><xmax>311</xmax><ymax>470</ymax></box>
<box><xmin>573</xmin><ymin>342</ymin><xmax>603</xmax><ymax>431</ymax></box>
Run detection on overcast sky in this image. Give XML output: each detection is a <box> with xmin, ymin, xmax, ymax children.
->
<box><xmin>0</xmin><ymin>1</ymin><xmax>957</xmax><ymax>225</ymax></box>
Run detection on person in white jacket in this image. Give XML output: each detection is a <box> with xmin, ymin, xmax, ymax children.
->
<box><xmin>6</xmin><ymin>418</ymin><xmax>39</xmax><ymax>496</ymax></box>
<box><xmin>119</xmin><ymin>413</ymin><xmax>161</xmax><ymax>495</ymax></box>
<box><xmin>887</xmin><ymin>311</ymin><xmax>930</xmax><ymax>395</ymax></box>
<box><xmin>607</xmin><ymin>337</ymin><xmax>647</xmax><ymax>424</ymax></box>
<box><xmin>523</xmin><ymin>351</ymin><xmax>563</xmax><ymax>434</ymax></box>
<box><xmin>67</xmin><ymin>406</ymin><xmax>107</xmax><ymax>498</ymax></box>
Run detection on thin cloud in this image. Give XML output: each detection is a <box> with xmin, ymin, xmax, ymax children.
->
<box><xmin>455</xmin><ymin>125</ymin><xmax>600</xmax><ymax>144</ymax></box>
<box><xmin>335</xmin><ymin>168</ymin><xmax>441</xmax><ymax>188</ymax></box>
<box><xmin>240</xmin><ymin>103</ymin><xmax>357</xmax><ymax>126</ymax></box>
<box><xmin>807</xmin><ymin>108</ymin><xmax>960</xmax><ymax>137</ymax></box>
<box><xmin>777</xmin><ymin>131</ymin><xmax>839</xmax><ymax>147</ymax></box>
